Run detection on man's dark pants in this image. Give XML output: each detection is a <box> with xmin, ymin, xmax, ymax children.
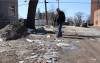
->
<box><xmin>57</xmin><ymin>23</ymin><xmax>62</xmax><ymax>37</ymax></box>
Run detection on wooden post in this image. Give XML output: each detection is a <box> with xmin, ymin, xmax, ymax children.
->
<box><xmin>44</xmin><ymin>0</ymin><xmax>48</xmax><ymax>25</ymax></box>
<box><xmin>57</xmin><ymin>0</ymin><xmax>59</xmax><ymax>9</ymax></box>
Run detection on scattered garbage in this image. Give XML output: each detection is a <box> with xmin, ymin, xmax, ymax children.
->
<box><xmin>46</xmin><ymin>59</ymin><xmax>52</xmax><ymax>63</ymax></box>
<box><xmin>19</xmin><ymin>61</ymin><xmax>24</xmax><ymax>63</ymax></box>
<box><xmin>56</xmin><ymin>43</ymin><xmax>70</xmax><ymax>47</ymax></box>
<box><xmin>34</xmin><ymin>40</ymin><xmax>45</xmax><ymax>46</ymax></box>
<box><xmin>31</xmin><ymin>53</ymin><xmax>36</xmax><ymax>55</ymax></box>
<box><xmin>47</xmin><ymin>35</ymin><xmax>51</xmax><ymax>38</ymax></box>
<box><xmin>0</xmin><ymin>25</ymin><xmax>99</xmax><ymax>63</ymax></box>
<box><xmin>25</xmin><ymin>55</ymin><xmax>38</xmax><ymax>59</ymax></box>
<box><xmin>75</xmin><ymin>40</ymin><xmax>80</xmax><ymax>43</ymax></box>
<box><xmin>0</xmin><ymin>38</ymin><xmax>3</xmax><ymax>42</ymax></box>
<box><xmin>55</xmin><ymin>39</ymin><xmax>64</xmax><ymax>42</ymax></box>
<box><xmin>43</xmin><ymin>51</ymin><xmax>59</xmax><ymax>63</ymax></box>
<box><xmin>26</xmin><ymin>39</ymin><xmax>33</xmax><ymax>42</ymax></box>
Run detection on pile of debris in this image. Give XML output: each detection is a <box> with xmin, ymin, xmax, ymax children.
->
<box><xmin>0</xmin><ymin>21</ymin><xmax>27</xmax><ymax>40</ymax></box>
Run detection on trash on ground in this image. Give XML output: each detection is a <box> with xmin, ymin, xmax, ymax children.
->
<box><xmin>75</xmin><ymin>40</ymin><xmax>80</xmax><ymax>43</ymax></box>
<box><xmin>25</xmin><ymin>55</ymin><xmax>38</xmax><ymax>59</ymax></box>
<box><xmin>26</xmin><ymin>39</ymin><xmax>34</xmax><ymax>42</ymax></box>
<box><xmin>47</xmin><ymin>35</ymin><xmax>51</xmax><ymax>38</ymax></box>
<box><xmin>0</xmin><ymin>38</ymin><xmax>3</xmax><ymax>42</ymax></box>
<box><xmin>19</xmin><ymin>61</ymin><xmax>24</xmax><ymax>63</ymax></box>
<box><xmin>56</xmin><ymin>43</ymin><xmax>70</xmax><ymax>47</ymax></box>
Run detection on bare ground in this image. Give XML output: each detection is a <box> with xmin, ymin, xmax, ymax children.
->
<box><xmin>0</xmin><ymin>26</ymin><xmax>100</xmax><ymax>63</ymax></box>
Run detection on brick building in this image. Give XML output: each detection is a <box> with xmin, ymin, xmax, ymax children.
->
<box><xmin>0</xmin><ymin>0</ymin><xmax>18</xmax><ymax>28</ymax></box>
<box><xmin>91</xmin><ymin>0</ymin><xmax>100</xmax><ymax>26</ymax></box>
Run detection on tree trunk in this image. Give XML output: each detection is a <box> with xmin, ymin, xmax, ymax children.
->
<box><xmin>26</xmin><ymin>0</ymin><xmax>38</xmax><ymax>29</ymax></box>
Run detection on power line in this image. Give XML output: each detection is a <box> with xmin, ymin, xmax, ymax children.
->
<box><xmin>23</xmin><ymin>0</ymin><xmax>92</xmax><ymax>3</ymax></box>
<box><xmin>19</xmin><ymin>2</ymin><xmax>91</xmax><ymax>6</ymax></box>
<box><xmin>23</xmin><ymin>1</ymin><xmax>91</xmax><ymax>4</ymax></box>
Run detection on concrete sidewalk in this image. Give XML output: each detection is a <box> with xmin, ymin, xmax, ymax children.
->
<box><xmin>63</xmin><ymin>26</ymin><xmax>100</xmax><ymax>37</ymax></box>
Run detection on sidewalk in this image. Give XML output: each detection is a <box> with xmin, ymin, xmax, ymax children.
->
<box><xmin>63</xmin><ymin>26</ymin><xmax>100</xmax><ymax>37</ymax></box>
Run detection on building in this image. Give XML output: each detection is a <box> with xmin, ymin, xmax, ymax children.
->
<box><xmin>91</xmin><ymin>0</ymin><xmax>100</xmax><ymax>26</ymax></box>
<box><xmin>0</xmin><ymin>0</ymin><xmax>18</xmax><ymax>28</ymax></box>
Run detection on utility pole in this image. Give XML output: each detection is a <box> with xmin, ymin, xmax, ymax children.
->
<box><xmin>44</xmin><ymin>0</ymin><xmax>48</xmax><ymax>25</ymax></box>
<box><xmin>57</xmin><ymin>0</ymin><xmax>59</xmax><ymax>9</ymax></box>
<box><xmin>58</xmin><ymin>0</ymin><xmax>59</xmax><ymax>8</ymax></box>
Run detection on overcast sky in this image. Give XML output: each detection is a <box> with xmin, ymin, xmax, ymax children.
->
<box><xmin>18</xmin><ymin>0</ymin><xmax>91</xmax><ymax>19</ymax></box>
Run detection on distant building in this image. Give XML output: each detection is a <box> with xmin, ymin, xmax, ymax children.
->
<box><xmin>91</xmin><ymin>0</ymin><xmax>100</xmax><ymax>26</ymax></box>
<box><xmin>0</xmin><ymin>0</ymin><xmax>18</xmax><ymax>28</ymax></box>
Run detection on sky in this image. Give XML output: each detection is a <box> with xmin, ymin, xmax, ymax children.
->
<box><xmin>18</xmin><ymin>0</ymin><xmax>91</xmax><ymax>19</ymax></box>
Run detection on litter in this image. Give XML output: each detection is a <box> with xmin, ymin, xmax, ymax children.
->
<box><xmin>47</xmin><ymin>35</ymin><xmax>51</xmax><ymax>38</ymax></box>
<box><xmin>25</xmin><ymin>55</ymin><xmax>38</xmax><ymax>59</ymax></box>
<box><xmin>56</xmin><ymin>43</ymin><xmax>70</xmax><ymax>47</ymax></box>
<box><xmin>0</xmin><ymin>38</ymin><xmax>3</xmax><ymax>42</ymax></box>
<box><xmin>31</xmin><ymin>53</ymin><xmax>35</xmax><ymax>55</ymax></box>
<box><xmin>19</xmin><ymin>61</ymin><xmax>24</xmax><ymax>63</ymax></box>
<box><xmin>34</xmin><ymin>40</ymin><xmax>45</xmax><ymax>46</ymax></box>
<box><xmin>75</xmin><ymin>41</ymin><xmax>80</xmax><ymax>43</ymax></box>
<box><xmin>26</xmin><ymin>39</ymin><xmax>33</xmax><ymax>42</ymax></box>
<box><xmin>46</xmin><ymin>59</ymin><xmax>52</xmax><ymax>63</ymax></box>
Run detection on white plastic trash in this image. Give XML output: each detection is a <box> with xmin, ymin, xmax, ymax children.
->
<box><xmin>26</xmin><ymin>39</ymin><xmax>33</xmax><ymax>42</ymax></box>
<box><xmin>0</xmin><ymin>38</ymin><xmax>3</xmax><ymax>42</ymax></box>
<box><xmin>56</xmin><ymin>43</ymin><xmax>70</xmax><ymax>47</ymax></box>
<box><xmin>19</xmin><ymin>61</ymin><xmax>24</xmax><ymax>63</ymax></box>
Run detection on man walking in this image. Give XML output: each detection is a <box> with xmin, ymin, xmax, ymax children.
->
<box><xmin>56</xmin><ymin>8</ymin><xmax>65</xmax><ymax>38</ymax></box>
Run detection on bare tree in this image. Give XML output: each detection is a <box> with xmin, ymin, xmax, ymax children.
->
<box><xmin>73</xmin><ymin>16</ymin><xmax>78</xmax><ymax>26</ymax></box>
<box><xmin>86</xmin><ymin>15</ymin><xmax>91</xmax><ymax>26</ymax></box>
<box><xmin>26</xmin><ymin>0</ymin><xmax>38</xmax><ymax>29</ymax></box>
<box><xmin>75</xmin><ymin>12</ymin><xmax>83</xmax><ymax>26</ymax></box>
<box><xmin>66</xmin><ymin>17</ymin><xmax>74</xmax><ymax>26</ymax></box>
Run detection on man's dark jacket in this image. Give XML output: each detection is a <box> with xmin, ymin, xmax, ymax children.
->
<box><xmin>57</xmin><ymin>11</ymin><xmax>65</xmax><ymax>25</ymax></box>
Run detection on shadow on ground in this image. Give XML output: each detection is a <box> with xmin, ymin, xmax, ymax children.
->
<box><xmin>31</xmin><ymin>27</ymin><xmax>55</xmax><ymax>35</ymax></box>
